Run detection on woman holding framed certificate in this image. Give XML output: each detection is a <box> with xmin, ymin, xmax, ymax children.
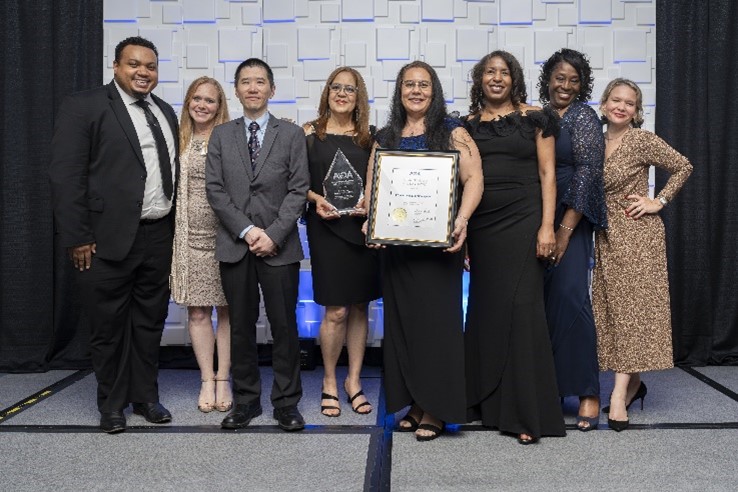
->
<box><xmin>463</xmin><ymin>51</ymin><xmax>566</xmax><ymax>444</ymax></box>
<box><xmin>363</xmin><ymin>61</ymin><xmax>483</xmax><ymax>441</ymax></box>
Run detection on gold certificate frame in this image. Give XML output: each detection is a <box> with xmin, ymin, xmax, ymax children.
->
<box><xmin>367</xmin><ymin>149</ymin><xmax>460</xmax><ymax>247</ymax></box>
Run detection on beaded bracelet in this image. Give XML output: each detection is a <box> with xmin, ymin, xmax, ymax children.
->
<box><xmin>559</xmin><ymin>223</ymin><xmax>574</xmax><ymax>232</ymax></box>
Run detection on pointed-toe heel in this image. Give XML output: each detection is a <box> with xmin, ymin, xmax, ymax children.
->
<box><xmin>608</xmin><ymin>417</ymin><xmax>629</xmax><ymax>432</ymax></box>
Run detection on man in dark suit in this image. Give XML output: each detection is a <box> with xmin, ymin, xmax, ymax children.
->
<box><xmin>206</xmin><ymin>58</ymin><xmax>309</xmax><ymax>431</ymax></box>
<box><xmin>49</xmin><ymin>37</ymin><xmax>178</xmax><ymax>433</ymax></box>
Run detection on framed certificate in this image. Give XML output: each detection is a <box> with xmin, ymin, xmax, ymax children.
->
<box><xmin>366</xmin><ymin>149</ymin><xmax>460</xmax><ymax>247</ymax></box>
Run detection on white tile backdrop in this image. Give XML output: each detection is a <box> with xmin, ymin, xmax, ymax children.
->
<box><xmin>105</xmin><ymin>0</ymin><xmax>656</xmax><ymax>344</ymax></box>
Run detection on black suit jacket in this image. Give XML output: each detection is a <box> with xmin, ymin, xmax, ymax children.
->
<box><xmin>49</xmin><ymin>81</ymin><xmax>179</xmax><ymax>261</ymax></box>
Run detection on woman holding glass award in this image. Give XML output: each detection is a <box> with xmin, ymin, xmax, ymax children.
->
<box><xmin>303</xmin><ymin>67</ymin><xmax>381</xmax><ymax>418</ymax></box>
<box><xmin>363</xmin><ymin>61</ymin><xmax>483</xmax><ymax>441</ymax></box>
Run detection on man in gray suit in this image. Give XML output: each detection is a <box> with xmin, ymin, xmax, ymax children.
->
<box><xmin>206</xmin><ymin>58</ymin><xmax>309</xmax><ymax>431</ymax></box>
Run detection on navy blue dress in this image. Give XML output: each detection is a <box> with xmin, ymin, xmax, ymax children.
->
<box><xmin>378</xmin><ymin>118</ymin><xmax>467</xmax><ymax>424</ymax></box>
<box><xmin>543</xmin><ymin>101</ymin><xmax>607</xmax><ymax>398</ymax></box>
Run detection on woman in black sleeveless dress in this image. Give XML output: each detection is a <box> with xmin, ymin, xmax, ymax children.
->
<box><xmin>303</xmin><ymin>67</ymin><xmax>380</xmax><ymax>418</ymax></box>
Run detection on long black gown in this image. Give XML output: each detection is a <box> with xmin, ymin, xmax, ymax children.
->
<box><xmin>380</xmin><ymin>121</ymin><xmax>467</xmax><ymax>424</ymax></box>
<box><xmin>464</xmin><ymin>109</ymin><xmax>566</xmax><ymax>438</ymax></box>
<box><xmin>543</xmin><ymin>101</ymin><xmax>607</xmax><ymax>398</ymax></box>
<box><xmin>306</xmin><ymin>134</ymin><xmax>380</xmax><ymax>306</ymax></box>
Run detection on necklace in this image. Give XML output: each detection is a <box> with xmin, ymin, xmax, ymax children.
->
<box><xmin>604</xmin><ymin>131</ymin><xmax>627</xmax><ymax>142</ymax></box>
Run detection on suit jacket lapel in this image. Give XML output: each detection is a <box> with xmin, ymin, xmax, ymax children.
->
<box><xmin>106</xmin><ymin>82</ymin><xmax>146</xmax><ymax>170</ymax></box>
<box><xmin>253</xmin><ymin>114</ymin><xmax>278</xmax><ymax>179</ymax></box>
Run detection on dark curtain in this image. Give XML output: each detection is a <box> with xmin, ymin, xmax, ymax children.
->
<box><xmin>657</xmin><ymin>0</ymin><xmax>738</xmax><ymax>365</ymax></box>
<box><xmin>0</xmin><ymin>1</ymin><xmax>102</xmax><ymax>371</ymax></box>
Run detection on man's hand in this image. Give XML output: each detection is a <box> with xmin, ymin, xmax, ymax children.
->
<box><xmin>248</xmin><ymin>228</ymin><xmax>277</xmax><ymax>257</ymax></box>
<box><xmin>68</xmin><ymin>243</ymin><xmax>96</xmax><ymax>271</ymax></box>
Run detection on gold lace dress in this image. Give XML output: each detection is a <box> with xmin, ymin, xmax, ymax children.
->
<box><xmin>593</xmin><ymin>129</ymin><xmax>692</xmax><ymax>373</ymax></box>
<box><xmin>171</xmin><ymin>138</ymin><xmax>227</xmax><ymax>306</ymax></box>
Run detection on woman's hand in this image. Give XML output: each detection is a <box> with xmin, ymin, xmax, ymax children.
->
<box><xmin>350</xmin><ymin>197</ymin><xmax>367</xmax><ymax>217</ymax></box>
<box><xmin>315</xmin><ymin>195</ymin><xmax>340</xmax><ymax>220</ymax></box>
<box><xmin>445</xmin><ymin>215</ymin><xmax>469</xmax><ymax>253</ymax></box>
<box><xmin>550</xmin><ymin>227</ymin><xmax>572</xmax><ymax>266</ymax></box>
<box><xmin>536</xmin><ymin>225</ymin><xmax>556</xmax><ymax>260</ymax></box>
<box><xmin>362</xmin><ymin>219</ymin><xmax>384</xmax><ymax>249</ymax></box>
<box><xmin>625</xmin><ymin>194</ymin><xmax>663</xmax><ymax>220</ymax></box>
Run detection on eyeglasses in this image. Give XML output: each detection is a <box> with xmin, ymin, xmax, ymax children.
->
<box><xmin>328</xmin><ymin>83</ymin><xmax>357</xmax><ymax>95</ymax></box>
<box><xmin>402</xmin><ymin>80</ymin><xmax>432</xmax><ymax>91</ymax></box>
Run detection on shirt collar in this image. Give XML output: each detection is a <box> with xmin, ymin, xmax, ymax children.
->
<box><xmin>244</xmin><ymin>111</ymin><xmax>270</xmax><ymax>129</ymax></box>
<box><xmin>113</xmin><ymin>79</ymin><xmax>153</xmax><ymax>107</ymax></box>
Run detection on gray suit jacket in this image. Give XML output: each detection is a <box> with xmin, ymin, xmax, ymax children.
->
<box><xmin>206</xmin><ymin>113</ymin><xmax>309</xmax><ymax>266</ymax></box>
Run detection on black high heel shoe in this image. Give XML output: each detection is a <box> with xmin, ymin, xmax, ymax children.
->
<box><xmin>602</xmin><ymin>382</ymin><xmax>647</xmax><ymax>413</ymax></box>
<box><xmin>607</xmin><ymin>417</ymin><xmax>629</xmax><ymax>432</ymax></box>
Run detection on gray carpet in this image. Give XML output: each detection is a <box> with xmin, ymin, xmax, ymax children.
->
<box><xmin>1</xmin><ymin>432</ymin><xmax>370</xmax><ymax>492</ymax></box>
<box><xmin>1</xmin><ymin>368</ymin><xmax>382</xmax><ymax>427</ymax></box>
<box><xmin>695</xmin><ymin>366</ymin><xmax>738</xmax><ymax>394</ymax></box>
<box><xmin>3</xmin><ymin>366</ymin><xmax>738</xmax><ymax>491</ymax></box>
<box><xmin>0</xmin><ymin>370</ymin><xmax>77</xmax><ymax>409</ymax></box>
<box><xmin>391</xmin><ymin>428</ymin><xmax>738</xmax><ymax>491</ymax></box>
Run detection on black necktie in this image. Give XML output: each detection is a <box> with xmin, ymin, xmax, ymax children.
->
<box><xmin>135</xmin><ymin>99</ymin><xmax>173</xmax><ymax>200</ymax></box>
<box><xmin>248</xmin><ymin>121</ymin><xmax>260</xmax><ymax>171</ymax></box>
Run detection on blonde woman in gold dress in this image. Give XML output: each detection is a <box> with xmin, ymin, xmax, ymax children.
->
<box><xmin>171</xmin><ymin>77</ymin><xmax>232</xmax><ymax>413</ymax></box>
<box><xmin>593</xmin><ymin>78</ymin><xmax>692</xmax><ymax>431</ymax></box>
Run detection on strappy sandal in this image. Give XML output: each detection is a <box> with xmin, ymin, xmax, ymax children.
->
<box><xmin>321</xmin><ymin>391</ymin><xmax>341</xmax><ymax>417</ymax></box>
<box><xmin>346</xmin><ymin>389</ymin><xmax>372</xmax><ymax>415</ymax></box>
<box><xmin>214</xmin><ymin>378</ymin><xmax>233</xmax><ymax>412</ymax></box>
<box><xmin>198</xmin><ymin>379</ymin><xmax>216</xmax><ymax>413</ymax></box>
<box><xmin>397</xmin><ymin>411</ymin><xmax>421</xmax><ymax>432</ymax></box>
<box><xmin>416</xmin><ymin>422</ymin><xmax>445</xmax><ymax>442</ymax></box>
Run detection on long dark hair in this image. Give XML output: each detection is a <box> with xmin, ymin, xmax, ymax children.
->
<box><xmin>377</xmin><ymin>61</ymin><xmax>452</xmax><ymax>151</ymax></box>
<box><xmin>468</xmin><ymin>51</ymin><xmax>527</xmax><ymax>115</ymax></box>
<box><xmin>538</xmin><ymin>48</ymin><xmax>594</xmax><ymax>104</ymax></box>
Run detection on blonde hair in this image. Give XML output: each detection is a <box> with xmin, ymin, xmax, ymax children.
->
<box><xmin>308</xmin><ymin>67</ymin><xmax>372</xmax><ymax>149</ymax></box>
<box><xmin>179</xmin><ymin>77</ymin><xmax>230</xmax><ymax>150</ymax></box>
<box><xmin>599</xmin><ymin>78</ymin><xmax>644</xmax><ymax>128</ymax></box>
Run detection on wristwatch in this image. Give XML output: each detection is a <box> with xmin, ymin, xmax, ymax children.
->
<box><xmin>657</xmin><ymin>196</ymin><xmax>668</xmax><ymax>207</ymax></box>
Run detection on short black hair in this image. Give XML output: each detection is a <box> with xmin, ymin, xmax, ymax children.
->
<box><xmin>234</xmin><ymin>58</ymin><xmax>275</xmax><ymax>88</ymax></box>
<box><xmin>114</xmin><ymin>36</ymin><xmax>158</xmax><ymax>63</ymax></box>
<box><xmin>469</xmin><ymin>50</ymin><xmax>527</xmax><ymax>114</ymax></box>
<box><xmin>538</xmin><ymin>48</ymin><xmax>594</xmax><ymax>104</ymax></box>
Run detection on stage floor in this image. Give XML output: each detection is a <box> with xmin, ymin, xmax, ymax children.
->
<box><xmin>1</xmin><ymin>366</ymin><xmax>737</xmax><ymax>491</ymax></box>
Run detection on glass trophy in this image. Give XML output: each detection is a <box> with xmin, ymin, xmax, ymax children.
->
<box><xmin>323</xmin><ymin>148</ymin><xmax>364</xmax><ymax>215</ymax></box>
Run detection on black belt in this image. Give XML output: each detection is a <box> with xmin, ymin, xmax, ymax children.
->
<box><xmin>140</xmin><ymin>215</ymin><xmax>169</xmax><ymax>225</ymax></box>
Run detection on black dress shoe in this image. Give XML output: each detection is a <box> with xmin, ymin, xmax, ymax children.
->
<box><xmin>100</xmin><ymin>411</ymin><xmax>126</xmax><ymax>434</ymax></box>
<box><xmin>273</xmin><ymin>405</ymin><xmax>305</xmax><ymax>432</ymax></box>
<box><xmin>132</xmin><ymin>402</ymin><xmax>172</xmax><ymax>423</ymax></box>
<box><xmin>221</xmin><ymin>403</ymin><xmax>263</xmax><ymax>429</ymax></box>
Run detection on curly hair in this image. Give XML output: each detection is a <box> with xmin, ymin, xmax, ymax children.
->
<box><xmin>468</xmin><ymin>51</ymin><xmax>527</xmax><ymax>115</ymax></box>
<box><xmin>377</xmin><ymin>61</ymin><xmax>452</xmax><ymax>151</ymax></box>
<box><xmin>537</xmin><ymin>48</ymin><xmax>594</xmax><ymax>104</ymax></box>
<box><xmin>599</xmin><ymin>78</ymin><xmax>644</xmax><ymax>128</ymax></box>
<box><xmin>179</xmin><ymin>77</ymin><xmax>231</xmax><ymax>151</ymax></box>
<box><xmin>307</xmin><ymin>67</ymin><xmax>372</xmax><ymax>149</ymax></box>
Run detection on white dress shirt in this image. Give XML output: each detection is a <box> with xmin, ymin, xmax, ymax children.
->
<box><xmin>114</xmin><ymin>80</ymin><xmax>176</xmax><ymax>219</ymax></box>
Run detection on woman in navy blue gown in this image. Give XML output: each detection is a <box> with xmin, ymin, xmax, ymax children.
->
<box><xmin>537</xmin><ymin>49</ymin><xmax>607</xmax><ymax>430</ymax></box>
<box><xmin>363</xmin><ymin>61</ymin><xmax>483</xmax><ymax>441</ymax></box>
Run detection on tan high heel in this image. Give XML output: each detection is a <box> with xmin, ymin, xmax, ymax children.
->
<box><xmin>215</xmin><ymin>378</ymin><xmax>233</xmax><ymax>412</ymax></box>
<box><xmin>198</xmin><ymin>379</ymin><xmax>216</xmax><ymax>413</ymax></box>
